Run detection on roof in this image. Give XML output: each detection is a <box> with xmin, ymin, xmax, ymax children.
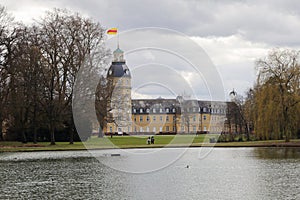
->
<box><xmin>131</xmin><ymin>98</ymin><xmax>230</xmax><ymax>114</ymax></box>
<box><xmin>107</xmin><ymin>62</ymin><xmax>131</xmax><ymax>78</ymax></box>
<box><xmin>113</xmin><ymin>48</ymin><xmax>124</xmax><ymax>54</ymax></box>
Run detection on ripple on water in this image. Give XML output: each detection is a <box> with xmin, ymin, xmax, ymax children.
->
<box><xmin>0</xmin><ymin>148</ymin><xmax>299</xmax><ymax>200</ymax></box>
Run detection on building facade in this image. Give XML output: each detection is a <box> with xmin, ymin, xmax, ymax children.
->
<box><xmin>104</xmin><ymin>47</ymin><xmax>228</xmax><ymax>134</ymax></box>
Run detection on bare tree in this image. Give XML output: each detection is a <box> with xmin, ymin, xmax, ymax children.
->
<box><xmin>36</xmin><ymin>9</ymin><xmax>105</xmax><ymax>144</ymax></box>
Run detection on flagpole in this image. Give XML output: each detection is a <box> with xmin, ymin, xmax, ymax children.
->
<box><xmin>117</xmin><ymin>26</ymin><xmax>119</xmax><ymax>48</ymax></box>
<box><xmin>117</xmin><ymin>32</ymin><xmax>119</xmax><ymax>48</ymax></box>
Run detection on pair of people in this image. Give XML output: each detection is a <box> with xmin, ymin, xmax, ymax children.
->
<box><xmin>147</xmin><ymin>136</ymin><xmax>155</xmax><ymax>144</ymax></box>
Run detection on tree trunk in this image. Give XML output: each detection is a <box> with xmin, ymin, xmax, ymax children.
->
<box><xmin>0</xmin><ymin>119</ymin><xmax>3</xmax><ymax>141</ymax></box>
<box><xmin>21</xmin><ymin>129</ymin><xmax>27</xmax><ymax>143</ymax></box>
<box><xmin>33</xmin><ymin>127</ymin><xmax>37</xmax><ymax>144</ymax></box>
<box><xmin>69</xmin><ymin>130</ymin><xmax>74</xmax><ymax>144</ymax></box>
<box><xmin>50</xmin><ymin>125</ymin><xmax>55</xmax><ymax>145</ymax></box>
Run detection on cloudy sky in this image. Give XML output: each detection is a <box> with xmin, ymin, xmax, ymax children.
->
<box><xmin>2</xmin><ymin>0</ymin><xmax>300</xmax><ymax>100</ymax></box>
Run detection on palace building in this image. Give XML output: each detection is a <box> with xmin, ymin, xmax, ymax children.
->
<box><xmin>103</xmin><ymin>47</ymin><xmax>230</xmax><ymax>134</ymax></box>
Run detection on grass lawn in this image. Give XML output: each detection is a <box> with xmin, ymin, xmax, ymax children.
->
<box><xmin>85</xmin><ymin>134</ymin><xmax>210</xmax><ymax>147</ymax></box>
<box><xmin>1</xmin><ymin>135</ymin><xmax>300</xmax><ymax>152</ymax></box>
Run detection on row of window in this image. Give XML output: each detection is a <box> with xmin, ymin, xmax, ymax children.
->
<box><xmin>134</xmin><ymin>115</ymin><xmax>208</xmax><ymax>122</ymax></box>
<box><xmin>132</xmin><ymin>125</ymin><xmax>208</xmax><ymax>132</ymax></box>
<box><xmin>133</xmin><ymin>107</ymin><xmax>176</xmax><ymax>114</ymax></box>
<box><xmin>133</xmin><ymin>126</ymin><xmax>175</xmax><ymax>132</ymax></box>
<box><xmin>132</xmin><ymin>107</ymin><xmax>217</xmax><ymax>114</ymax></box>
<box><xmin>108</xmin><ymin>125</ymin><xmax>209</xmax><ymax>132</ymax></box>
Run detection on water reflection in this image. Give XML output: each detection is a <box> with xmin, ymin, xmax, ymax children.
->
<box><xmin>254</xmin><ymin>147</ymin><xmax>300</xmax><ymax>159</ymax></box>
<box><xmin>0</xmin><ymin>148</ymin><xmax>299</xmax><ymax>200</ymax></box>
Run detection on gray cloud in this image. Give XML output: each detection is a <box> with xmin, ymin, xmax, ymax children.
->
<box><xmin>48</xmin><ymin>0</ymin><xmax>300</xmax><ymax>46</ymax></box>
<box><xmin>3</xmin><ymin>0</ymin><xmax>300</xmax><ymax>99</ymax></box>
<box><xmin>4</xmin><ymin>0</ymin><xmax>300</xmax><ymax>46</ymax></box>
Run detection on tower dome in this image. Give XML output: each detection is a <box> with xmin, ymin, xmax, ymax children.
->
<box><xmin>107</xmin><ymin>47</ymin><xmax>131</xmax><ymax>78</ymax></box>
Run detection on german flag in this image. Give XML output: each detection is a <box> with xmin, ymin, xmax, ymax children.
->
<box><xmin>107</xmin><ymin>28</ymin><xmax>118</xmax><ymax>35</ymax></box>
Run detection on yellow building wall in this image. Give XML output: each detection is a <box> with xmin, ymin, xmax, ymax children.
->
<box><xmin>132</xmin><ymin>114</ymin><xmax>176</xmax><ymax>133</ymax></box>
<box><xmin>104</xmin><ymin>111</ymin><xmax>227</xmax><ymax>134</ymax></box>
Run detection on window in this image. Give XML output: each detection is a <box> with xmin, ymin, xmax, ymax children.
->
<box><xmin>173</xmin><ymin>126</ymin><xmax>176</xmax><ymax>132</ymax></box>
<box><xmin>153</xmin><ymin>108</ymin><xmax>156</xmax><ymax>113</ymax></box>
<box><xmin>153</xmin><ymin>127</ymin><xmax>156</xmax><ymax>132</ymax></box>
<box><xmin>166</xmin><ymin>126</ymin><xmax>169</xmax><ymax>131</ymax></box>
<box><xmin>109</xmin><ymin>127</ymin><xmax>112</xmax><ymax>132</ymax></box>
<box><xmin>146</xmin><ymin>108</ymin><xmax>150</xmax><ymax>113</ymax></box>
<box><xmin>203</xmin><ymin>126</ymin><xmax>207</xmax><ymax>131</ymax></box>
<box><xmin>146</xmin><ymin>116</ymin><xmax>150</xmax><ymax>121</ymax></box>
<box><xmin>166</xmin><ymin>116</ymin><xmax>169</xmax><ymax>121</ymax></box>
<box><xmin>159</xmin><ymin>127</ymin><xmax>163</xmax><ymax>132</ymax></box>
<box><xmin>172</xmin><ymin>108</ymin><xmax>176</xmax><ymax>112</ymax></box>
<box><xmin>203</xmin><ymin>107</ymin><xmax>207</xmax><ymax>112</ymax></box>
<box><xmin>146</xmin><ymin>127</ymin><xmax>150</xmax><ymax>132</ymax></box>
<box><xmin>181</xmin><ymin>126</ymin><xmax>184</xmax><ymax>131</ymax></box>
<box><xmin>166</xmin><ymin>108</ymin><xmax>170</xmax><ymax>113</ymax></box>
<box><xmin>193</xmin><ymin>115</ymin><xmax>196</xmax><ymax>122</ymax></box>
<box><xmin>193</xmin><ymin>126</ymin><xmax>196</xmax><ymax>131</ymax></box>
<box><xmin>134</xmin><ymin>117</ymin><xmax>136</xmax><ymax>122</ymax></box>
<box><xmin>140</xmin><ymin>127</ymin><xmax>143</xmax><ymax>132</ymax></box>
<box><xmin>193</xmin><ymin>107</ymin><xmax>196</xmax><ymax>112</ymax></box>
<box><xmin>159</xmin><ymin>108</ymin><xmax>163</xmax><ymax>113</ymax></box>
<box><xmin>140</xmin><ymin>116</ymin><xmax>143</xmax><ymax>122</ymax></box>
<box><xmin>133</xmin><ymin>108</ymin><xmax>136</xmax><ymax>113</ymax></box>
<box><xmin>153</xmin><ymin>116</ymin><xmax>156</xmax><ymax>121</ymax></box>
<box><xmin>140</xmin><ymin>108</ymin><xmax>143</xmax><ymax>113</ymax></box>
<box><xmin>160</xmin><ymin>116</ymin><xmax>163</xmax><ymax>121</ymax></box>
<box><xmin>203</xmin><ymin>115</ymin><xmax>207</xmax><ymax>120</ymax></box>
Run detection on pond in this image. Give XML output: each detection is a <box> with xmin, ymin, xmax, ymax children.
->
<box><xmin>0</xmin><ymin>147</ymin><xmax>299</xmax><ymax>200</ymax></box>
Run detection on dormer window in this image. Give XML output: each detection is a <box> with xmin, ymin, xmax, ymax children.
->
<box><xmin>146</xmin><ymin>108</ymin><xmax>150</xmax><ymax>113</ymax></box>
<box><xmin>153</xmin><ymin>108</ymin><xmax>156</xmax><ymax>113</ymax></box>
<box><xmin>159</xmin><ymin>108</ymin><xmax>163</xmax><ymax>113</ymax></box>
<box><xmin>140</xmin><ymin>108</ymin><xmax>143</xmax><ymax>113</ymax></box>
<box><xmin>166</xmin><ymin>108</ymin><xmax>169</xmax><ymax>113</ymax></box>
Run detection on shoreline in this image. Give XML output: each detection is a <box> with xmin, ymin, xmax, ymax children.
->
<box><xmin>1</xmin><ymin>141</ymin><xmax>300</xmax><ymax>153</ymax></box>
